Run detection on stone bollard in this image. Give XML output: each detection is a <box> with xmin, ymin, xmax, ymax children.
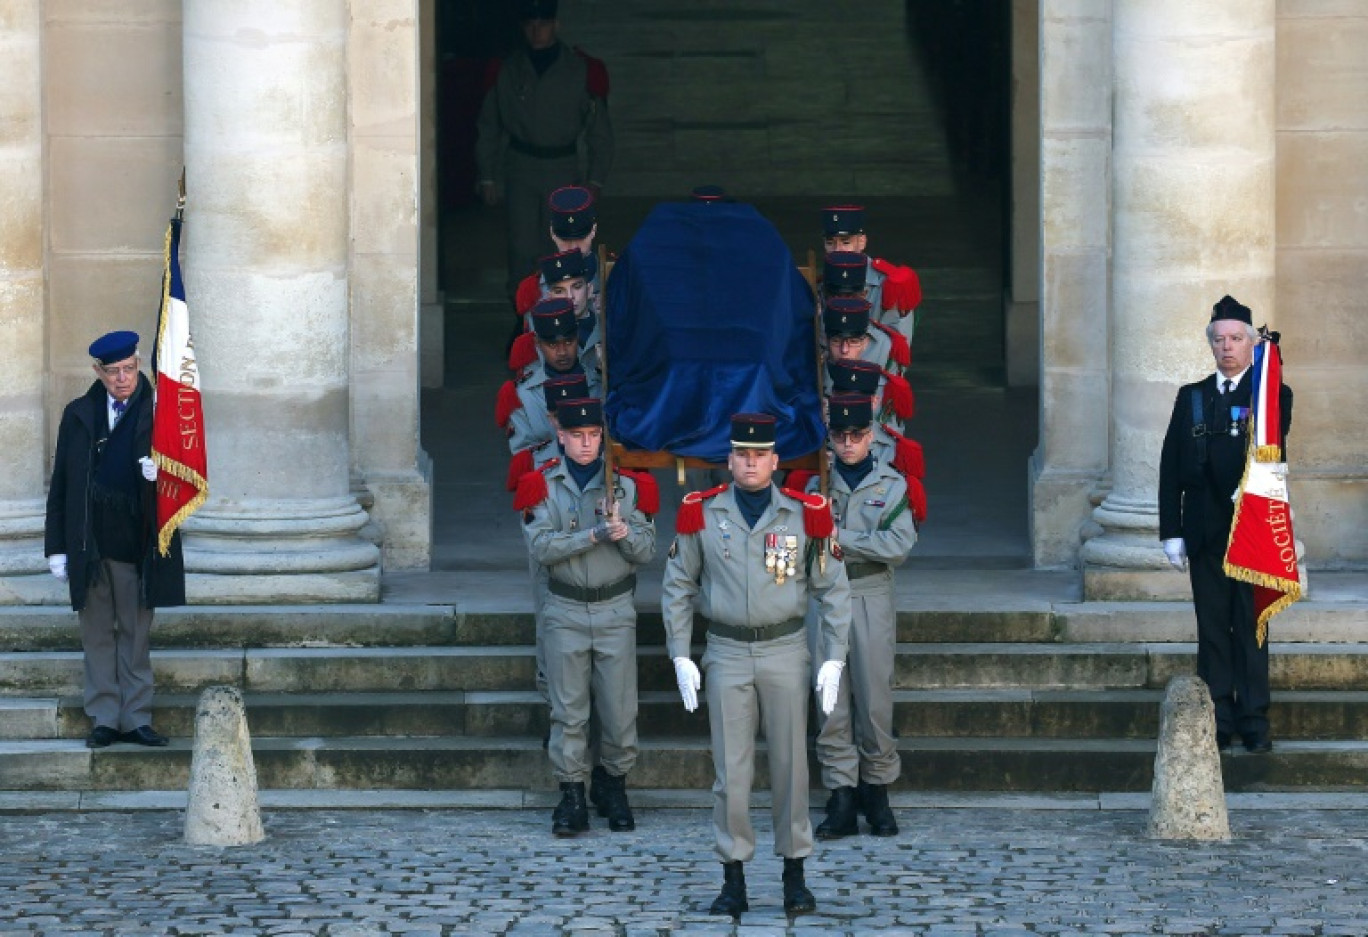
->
<box><xmin>1147</xmin><ymin>674</ymin><xmax>1230</xmax><ymax>841</ymax></box>
<box><xmin>184</xmin><ymin>685</ymin><xmax>265</xmax><ymax>846</ymax></box>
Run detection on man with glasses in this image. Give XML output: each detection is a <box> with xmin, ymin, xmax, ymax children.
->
<box><xmin>44</xmin><ymin>331</ymin><xmax>185</xmax><ymax>749</ymax></box>
<box><xmin>801</xmin><ymin>394</ymin><xmax>917</xmax><ymax>838</ymax></box>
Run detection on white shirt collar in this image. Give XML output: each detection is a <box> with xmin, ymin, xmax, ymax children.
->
<box><xmin>1214</xmin><ymin>366</ymin><xmax>1250</xmax><ymax>391</ymax></box>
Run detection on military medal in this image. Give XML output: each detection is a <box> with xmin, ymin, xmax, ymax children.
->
<box><xmin>784</xmin><ymin>536</ymin><xmax>798</xmax><ymax>578</ymax></box>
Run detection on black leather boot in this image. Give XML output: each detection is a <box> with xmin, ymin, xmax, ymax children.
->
<box><xmin>589</xmin><ymin>764</ymin><xmax>609</xmax><ymax>817</ymax></box>
<box><xmin>597</xmin><ymin>771</ymin><xmax>635</xmax><ymax>831</ymax></box>
<box><xmin>550</xmin><ymin>781</ymin><xmax>589</xmax><ymax>837</ymax></box>
<box><xmin>782</xmin><ymin>857</ymin><xmax>816</xmax><ymax>914</ymax></box>
<box><xmin>814</xmin><ymin>785</ymin><xmax>859</xmax><ymax>840</ymax></box>
<box><xmin>709</xmin><ymin>861</ymin><xmax>748</xmax><ymax>916</ymax></box>
<box><xmin>858</xmin><ymin>780</ymin><xmax>899</xmax><ymax>837</ymax></box>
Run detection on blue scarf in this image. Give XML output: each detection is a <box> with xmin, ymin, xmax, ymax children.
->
<box><xmin>565</xmin><ymin>456</ymin><xmax>602</xmax><ymax>493</ymax></box>
<box><xmin>835</xmin><ymin>454</ymin><xmax>874</xmax><ymax>491</ymax></box>
<box><xmin>732</xmin><ymin>485</ymin><xmax>772</xmax><ymax>530</ymax></box>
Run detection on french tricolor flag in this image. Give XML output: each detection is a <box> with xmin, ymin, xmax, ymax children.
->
<box><xmin>151</xmin><ymin>214</ymin><xmax>208</xmax><ymax>557</ymax></box>
<box><xmin>1223</xmin><ymin>334</ymin><xmax>1300</xmax><ymax>645</ymax></box>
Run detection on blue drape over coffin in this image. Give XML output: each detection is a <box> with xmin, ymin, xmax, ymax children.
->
<box><xmin>604</xmin><ymin>201</ymin><xmax>825</xmax><ymax>462</ymax></box>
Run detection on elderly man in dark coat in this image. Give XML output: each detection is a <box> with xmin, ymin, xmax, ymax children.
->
<box><xmin>45</xmin><ymin>331</ymin><xmax>185</xmax><ymax>749</ymax></box>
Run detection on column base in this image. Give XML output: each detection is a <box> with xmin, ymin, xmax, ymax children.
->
<box><xmin>183</xmin><ymin>496</ymin><xmax>381</xmax><ymax>604</ymax></box>
<box><xmin>1028</xmin><ymin>454</ymin><xmax>1102</xmax><ymax>568</ymax></box>
<box><xmin>0</xmin><ymin>499</ymin><xmax>69</xmax><ymax>605</ymax></box>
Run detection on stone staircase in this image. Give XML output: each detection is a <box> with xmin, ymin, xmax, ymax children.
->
<box><xmin>2</xmin><ymin>593</ymin><xmax>1367</xmax><ymax>796</ymax></box>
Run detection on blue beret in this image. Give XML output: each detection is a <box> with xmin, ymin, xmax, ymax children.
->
<box><xmin>88</xmin><ymin>331</ymin><xmax>140</xmax><ymax>365</ymax></box>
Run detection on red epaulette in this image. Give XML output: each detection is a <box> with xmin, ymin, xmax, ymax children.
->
<box><xmin>780</xmin><ymin>487</ymin><xmax>835</xmax><ymax>539</ymax></box>
<box><xmin>906</xmin><ymin>474</ymin><xmax>928</xmax><ymax>525</ymax></box>
<box><xmin>676</xmin><ymin>483</ymin><xmax>728</xmax><ymax>535</ymax></box>
<box><xmin>514</xmin><ymin>272</ymin><xmax>541</xmax><ymax>316</ymax></box>
<box><xmin>881</xmin><ymin>424</ymin><xmax>926</xmax><ymax>480</ymax></box>
<box><xmin>616</xmin><ymin>468</ymin><xmax>659</xmax><ymax>516</ymax></box>
<box><xmin>574</xmin><ymin>47</ymin><xmax>610</xmax><ymax>99</ymax></box>
<box><xmin>506</xmin><ymin>447</ymin><xmax>534</xmax><ymax>492</ymax></box>
<box><xmin>872</xmin><ymin>321</ymin><xmax>911</xmax><ymax>369</ymax></box>
<box><xmin>784</xmin><ymin>469</ymin><xmax>819</xmax><ymax>493</ymax></box>
<box><xmin>870</xmin><ymin>258</ymin><xmax>922</xmax><ymax>314</ymax></box>
<box><xmin>495</xmin><ymin>380</ymin><xmax>522</xmax><ymax>430</ymax></box>
<box><xmin>881</xmin><ymin>371</ymin><xmax>915</xmax><ymax>422</ymax></box>
<box><xmin>481</xmin><ymin>58</ymin><xmax>502</xmax><ymax>95</ymax></box>
<box><xmin>513</xmin><ymin>458</ymin><xmax>560</xmax><ymax>512</ymax></box>
<box><xmin>507</xmin><ymin>331</ymin><xmax>538</xmax><ymax>372</ymax></box>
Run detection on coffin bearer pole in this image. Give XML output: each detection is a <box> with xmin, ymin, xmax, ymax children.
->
<box><xmin>184</xmin><ymin>686</ymin><xmax>265</xmax><ymax>846</ymax></box>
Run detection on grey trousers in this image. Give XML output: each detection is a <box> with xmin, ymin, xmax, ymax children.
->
<box><xmin>702</xmin><ymin>630</ymin><xmax>813</xmax><ymax>862</ymax></box>
<box><xmin>503</xmin><ymin>151</ymin><xmax>577</xmax><ymax>295</ymax></box>
<box><xmin>542</xmin><ymin>592</ymin><xmax>637</xmax><ymax>783</ymax></box>
<box><xmin>79</xmin><ymin>559</ymin><xmax>154</xmax><ymax>732</ymax></box>
<box><xmin>813</xmin><ymin>587</ymin><xmax>900</xmax><ymax>789</ymax></box>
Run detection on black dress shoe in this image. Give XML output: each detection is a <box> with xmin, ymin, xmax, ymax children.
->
<box><xmin>85</xmin><ymin>726</ymin><xmax>119</xmax><ymax>749</ymax></box>
<box><xmin>782</xmin><ymin>857</ymin><xmax>816</xmax><ymax>914</ymax></box>
<box><xmin>1244</xmin><ymin>736</ymin><xmax>1273</xmax><ymax>754</ymax></box>
<box><xmin>120</xmin><ymin>726</ymin><xmax>169</xmax><ymax>747</ymax></box>
<box><xmin>709</xmin><ymin>861</ymin><xmax>748</xmax><ymax>916</ymax></box>
<box><xmin>814</xmin><ymin>786</ymin><xmax>859</xmax><ymax>840</ymax></box>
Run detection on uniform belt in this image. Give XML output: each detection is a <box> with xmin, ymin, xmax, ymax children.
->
<box><xmin>508</xmin><ymin>136</ymin><xmax>577</xmax><ymax>159</ymax></box>
<box><xmin>547</xmin><ymin>574</ymin><xmax>636</xmax><ymax>603</ymax></box>
<box><xmin>705</xmin><ymin>618</ymin><xmax>804</xmax><ymax>643</ymax></box>
<box><xmin>844</xmin><ymin>561</ymin><xmax>889</xmax><ymax>581</ymax></box>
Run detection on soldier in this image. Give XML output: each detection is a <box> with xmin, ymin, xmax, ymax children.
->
<box><xmin>821</xmin><ymin>204</ymin><xmax>922</xmax><ymax>344</ymax></box>
<box><xmin>821</xmin><ymin>257</ymin><xmax>909</xmax><ymax>377</ymax></box>
<box><xmin>547</xmin><ymin>185</ymin><xmax>603</xmax><ymax>319</ymax></box>
<box><xmin>476</xmin><ymin>0</ymin><xmax>612</xmax><ymax>299</ymax></box>
<box><xmin>497</xmin><ymin>297</ymin><xmax>601</xmax><ymax>455</ymax></box>
<box><xmin>516</xmin><ymin>397</ymin><xmax>657</xmax><ymax>835</ymax></box>
<box><xmin>662</xmin><ymin>413</ymin><xmax>852</xmax><ymax>917</ymax></box>
<box><xmin>509</xmin><ymin>246</ymin><xmax>602</xmax><ymax>375</ymax></box>
<box><xmin>825</xmin><ymin>353</ymin><xmax>913</xmax><ymax>436</ymax></box>
<box><xmin>802</xmin><ymin>394</ymin><xmax>917</xmax><ymax>838</ymax></box>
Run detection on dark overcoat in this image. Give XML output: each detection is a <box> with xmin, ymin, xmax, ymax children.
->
<box><xmin>44</xmin><ymin>373</ymin><xmax>186</xmax><ymax>612</ymax></box>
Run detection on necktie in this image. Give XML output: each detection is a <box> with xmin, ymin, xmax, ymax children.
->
<box><xmin>1221</xmin><ymin>379</ymin><xmax>1232</xmax><ymax>396</ymax></box>
<box><xmin>112</xmin><ymin>399</ymin><xmax>127</xmax><ymax>426</ymax></box>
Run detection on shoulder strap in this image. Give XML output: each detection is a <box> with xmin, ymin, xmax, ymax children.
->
<box><xmin>1190</xmin><ymin>385</ymin><xmax>1208</xmax><ymax>470</ymax></box>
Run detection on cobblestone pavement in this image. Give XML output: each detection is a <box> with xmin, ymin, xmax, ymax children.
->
<box><xmin>3</xmin><ymin>807</ymin><xmax>1368</xmax><ymax>936</ymax></box>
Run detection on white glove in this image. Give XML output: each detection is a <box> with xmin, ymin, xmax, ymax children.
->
<box><xmin>139</xmin><ymin>457</ymin><xmax>157</xmax><ymax>482</ymax></box>
<box><xmin>1162</xmin><ymin>538</ymin><xmax>1187</xmax><ymax>572</ymax></box>
<box><xmin>815</xmin><ymin>660</ymin><xmax>845</xmax><ymax>715</ymax></box>
<box><xmin>673</xmin><ymin>656</ymin><xmax>701</xmax><ymax>713</ymax></box>
<box><xmin>48</xmin><ymin>554</ymin><xmax>68</xmax><ymax>582</ymax></box>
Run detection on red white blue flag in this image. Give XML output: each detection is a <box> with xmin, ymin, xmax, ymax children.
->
<box><xmin>151</xmin><ymin>215</ymin><xmax>208</xmax><ymax>556</ymax></box>
<box><xmin>1223</xmin><ymin>334</ymin><xmax>1299</xmax><ymax>645</ymax></box>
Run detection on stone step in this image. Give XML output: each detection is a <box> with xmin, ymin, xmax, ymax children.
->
<box><xmin>10</xmin><ymin>689</ymin><xmax>1368</xmax><ymax>742</ymax></box>
<box><xmin>4</xmin><ymin>601</ymin><xmax>1363</xmax><ymax>650</ymax></box>
<box><xmin>7</xmin><ymin>643</ymin><xmax>1368</xmax><ymax>697</ymax></box>
<box><xmin>4</xmin><ymin>736</ymin><xmax>1367</xmax><ymax>794</ymax></box>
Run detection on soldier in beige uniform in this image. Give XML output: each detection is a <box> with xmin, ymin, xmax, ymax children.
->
<box><xmin>662</xmin><ymin>413</ymin><xmax>852</xmax><ymax>917</ymax></box>
<box><xmin>518</xmin><ymin>397</ymin><xmax>656</xmax><ymax>836</ymax></box>
<box><xmin>821</xmin><ymin>204</ymin><xmax>923</xmax><ymax>345</ymax></box>
<box><xmin>820</xmin><ymin>264</ymin><xmax>910</xmax><ymax>379</ymax></box>
<box><xmin>476</xmin><ymin>0</ymin><xmax>613</xmax><ymax>298</ymax></box>
<box><xmin>804</xmin><ymin>394</ymin><xmax>917</xmax><ymax>839</ymax></box>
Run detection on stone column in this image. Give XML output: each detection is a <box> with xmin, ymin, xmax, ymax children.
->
<box><xmin>1029</xmin><ymin>0</ymin><xmax>1112</xmax><ymax>567</ymax></box>
<box><xmin>418</xmin><ymin>0</ymin><xmax>445</xmax><ymax>390</ymax></box>
<box><xmin>182</xmin><ymin>1</ymin><xmax>379</xmax><ymax>602</ymax></box>
<box><xmin>1081</xmin><ymin>0</ymin><xmax>1276</xmax><ymax>599</ymax></box>
<box><xmin>0</xmin><ymin>1</ymin><xmax>56</xmax><ymax>604</ymax></box>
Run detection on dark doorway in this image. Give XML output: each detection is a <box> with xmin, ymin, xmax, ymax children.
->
<box><xmin>423</xmin><ymin>0</ymin><xmax>1032</xmax><ymax>572</ymax></box>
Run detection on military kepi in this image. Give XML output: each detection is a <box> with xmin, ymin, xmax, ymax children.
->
<box><xmin>823</xmin><ymin>205</ymin><xmax>866</xmax><ymax>237</ymax></box>
<box><xmin>530</xmin><ymin>297</ymin><xmax>578</xmax><ymax>340</ymax></box>
<box><xmin>824</xmin><ymin>251</ymin><xmax>867</xmax><ymax>294</ymax></box>
<box><xmin>556</xmin><ymin>397</ymin><xmax>602</xmax><ymax>429</ymax></box>
<box><xmin>544</xmin><ymin>374</ymin><xmax>589</xmax><ymax>409</ymax></box>
<box><xmin>827</xmin><ymin>359</ymin><xmax>882</xmax><ymax>395</ymax></box>
<box><xmin>89</xmin><ymin>330</ymin><xmax>139</xmax><ymax>365</ymax></box>
<box><xmin>520</xmin><ymin>0</ymin><xmax>557</xmax><ymax>19</ymax></box>
<box><xmin>549</xmin><ymin>186</ymin><xmax>596</xmax><ymax>238</ymax></box>
<box><xmin>730</xmin><ymin>412</ymin><xmax>777</xmax><ymax>449</ymax></box>
<box><xmin>1210</xmin><ymin>294</ymin><xmax>1252</xmax><ymax>325</ymax></box>
<box><xmin>540</xmin><ymin>249</ymin><xmax>587</xmax><ymax>285</ymax></box>
<box><xmin>828</xmin><ymin>394</ymin><xmax>874</xmax><ymax>430</ymax></box>
<box><xmin>823</xmin><ymin>296</ymin><xmax>872</xmax><ymax>337</ymax></box>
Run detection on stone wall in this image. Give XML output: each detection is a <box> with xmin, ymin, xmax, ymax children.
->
<box><xmin>1275</xmin><ymin>1</ymin><xmax>1368</xmax><ymax>567</ymax></box>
